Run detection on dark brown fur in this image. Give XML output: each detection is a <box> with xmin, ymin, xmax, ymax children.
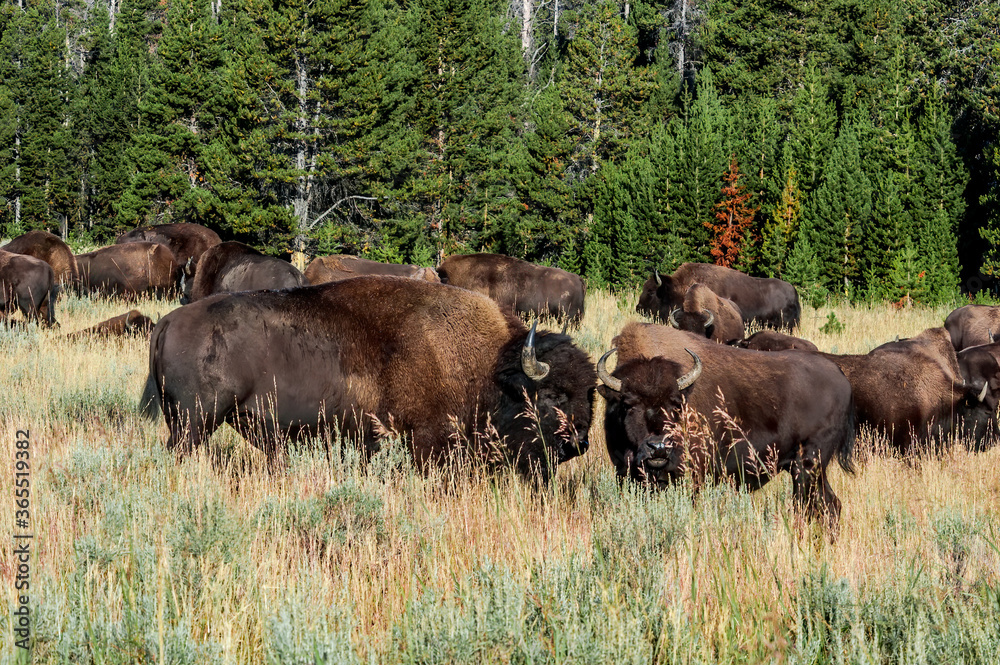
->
<box><xmin>666</xmin><ymin>283</ymin><xmax>744</xmax><ymax>343</ymax></box>
<box><xmin>67</xmin><ymin>309</ymin><xmax>154</xmax><ymax>340</ymax></box>
<box><xmin>600</xmin><ymin>322</ymin><xmax>853</xmax><ymax>527</ymax></box>
<box><xmin>304</xmin><ymin>255</ymin><xmax>440</xmax><ymax>285</ymax></box>
<box><xmin>955</xmin><ymin>343</ymin><xmax>1000</xmax><ymax>450</ymax></box>
<box><xmin>637</xmin><ymin>263</ymin><xmax>800</xmax><ymax>329</ymax></box>
<box><xmin>3</xmin><ymin>230</ymin><xmax>78</xmax><ymax>285</ymax></box>
<box><xmin>438</xmin><ymin>253</ymin><xmax>585</xmax><ymax>323</ymax></box>
<box><xmin>944</xmin><ymin>305</ymin><xmax>1000</xmax><ymax>351</ymax></box>
<box><xmin>183</xmin><ymin>242</ymin><xmax>305</xmax><ymax>303</ymax></box>
<box><xmin>821</xmin><ymin>328</ymin><xmax>970</xmax><ymax>453</ymax></box>
<box><xmin>0</xmin><ymin>249</ymin><xmax>57</xmax><ymax>326</ymax></box>
<box><xmin>737</xmin><ymin>330</ymin><xmax>819</xmax><ymax>352</ymax></box>
<box><xmin>76</xmin><ymin>242</ymin><xmax>178</xmax><ymax>298</ymax></box>
<box><xmin>141</xmin><ymin>277</ymin><xmax>597</xmax><ymax>482</ymax></box>
<box><xmin>116</xmin><ymin>223</ymin><xmax>221</xmax><ymax>271</ymax></box>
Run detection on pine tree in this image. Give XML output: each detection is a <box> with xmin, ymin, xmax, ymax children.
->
<box><xmin>760</xmin><ymin>167</ymin><xmax>801</xmax><ymax>278</ymax></box>
<box><xmin>785</xmin><ymin>62</ymin><xmax>836</xmax><ymax>196</ymax></box>
<box><xmin>785</xmin><ymin>215</ymin><xmax>825</xmax><ymax>307</ymax></box>
<box><xmin>706</xmin><ymin>154</ymin><xmax>756</xmax><ymax>268</ymax></box>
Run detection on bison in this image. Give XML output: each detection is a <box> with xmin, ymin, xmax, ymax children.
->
<box><xmin>736</xmin><ymin>330</ymin><xmax>819</xmax><ymax>352</ymax></box>
<box><xmin>116</xmin><ymin>223</ymin><xmax>221</xmax><ymax>271</ymax></box>
<box><xmin>637</xmin><ymin>263</ymin><xmax>800</xmax><ymax>329</ymax></box>
<box><xmin>596</xmin><ymin>322</ymin><xmax>854</xmax><ymax>526</ymax></box>
<box><xmin>0</xmin><ymin>249</ymin><xmax>57</xmax><ymax>326</ymax></box>
<box><xmin>76</xmin><ymin>242</ymin><xmax>178</xmax><ymax>298</ymax></box>
<box><xmin>820</xmin><ymin>328</ymin><xmax>972</xmax><ymax>453</ymax></box>
<box><xmin>181</xmin><ymin>241</ymin><xmax>305</xmax><ymax>304</ymax></box>
<box><xmin>954</xmin><ymin>343</ymin><xmax>1000</xmax><ymax>450</ymax></box>
<box><xmin>66</xmin><ymin>309</ymin><xmax>155</xmax><ymax>340</ymax></box>
<box><xmin>438</xmin><ymin>253</ymin><xmax>585</xmax><ymax>324</ymax></box>
<box><xmin>665</xmin><ymin>283</ymin><xmax>744</xmax><ymax>343</ymax></box>
<box><xmin>944</xmin><ymin>305</ymin><xmax>1000</xmax><ymax>352</ymax></box>
<box><xmin>2</xmin><ymin>230</ymin><xmax>78</xmax><ymax>285</ymax></box>
<box><xmin>304</xmin><ymin>255</ymin><xmax>440</xmax><ymax>285</ymax></box>
<box><xmin>140</xmin><ymin>277</ymin><xmax>597</xmax><ymax>482</ymax></box>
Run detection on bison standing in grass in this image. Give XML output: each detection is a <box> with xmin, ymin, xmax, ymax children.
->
<box><xmin>0</xmin><ymin>249</ymin><xmax>57</xmax><ymax>326</ymax></box>
<box><xmin>181</xmin><ymin>242</ymin><xmax>305</xmax><ymax>304</ymax></box>
<box><xmin>304</xmin><ymin>255</ymin><xmax>439</xmax><ymax>285</ymax></box>
<box><xmin>116</xmin><ymin>222</ymin><xmax>221</xmax><ymax>271</ymax></box>
<box><xmin>665</xmin><ymin>283</ymin><xmax>745</xmax><ymax>343</ymax></box>
<box><xmin>944</xmin><ymin>305</ymin><xmax>1000</xmax><ymax>351</ymax></box>
<box><xmin>141</xmin><ymin>277</ymin><xmax>597</xmax><ymax>482</ymax></box>
<box><xmin>76</xmin><ymin>242</ymin><xmax>178</xmax><ymax>298</ymax></box>
<box><xmin>3</xmin><ymin>230</ymin><xmax>78</xmax><ymax>285</ymax></box>
<box><xmin>597</xmin><ymin>322</ymin><xmax>854</xmax><ymax>527</ymax></box>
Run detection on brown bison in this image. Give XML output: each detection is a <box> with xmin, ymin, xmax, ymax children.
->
<box><xmin>76</xmin><ymin>242</ymin><xmax>178</xmax><ymax>298</ymax></box>
<box><xmin>181</xmin><ymin>242</ymin><xmax>305</xmax><ymax>304</ymax></box>
<box><xmin>438</xmin><ymin>253</ymin><xmax>585</xmax><ymax>323</ymax></box>
<box><xmin>0</xmin><ymin>249</ymin><xmax>57</xmax><ymax>326</ymax></box>
<box><xmin>736</xmin><ymin>330</ymin><xmax>819</xmax><ymax>352</ymax></box>
<box><xmin>665</xmin><ymin>283</ymin><xmax>744</xmax><ymax>343</ymax></box>
<box><xmin>66</xmin><ymin>309</ymin><xmax>155</xmax><ymax>340</ymax></box>
<box><xmin>2</xmin><ymin>230</ymin><xmax>78</xmax><ymax>285</ymax></box>
<box><xmin>140</xmin><ymin>277</ymin><xmax>597</xmax><ymax>481</ymax></box>
<box><xmin>304</xmin><ymin>255</ymin><xmax>440</xmax><ymax>285</ymax></box>
<box><xmin>820</xmin><ymin>328</ymin><xmax>972</xmax><ymax>452</ymax></box>
<box><xmin>596</xmin><ymin>322</ymin><xmax>854</xmax><ymax>526</ymax></box>
<box><xmin>944</xmin><ymin>305</ymin><xmax>1000</xmax><ymax>351</ymax></box>
<box><xmin>116</xmin><ymin>223</ymin><xmax>221</xmax><ymax>271</ymax></box>
<box><xmin>954</xmin><ymin>343</ymin><xmax>1000</xmax><ymax>450</ymax></box>
<box><xmin>637</xmin><ymin>263</ymin><xmax>800</xmax><ymax>329</ymax></box>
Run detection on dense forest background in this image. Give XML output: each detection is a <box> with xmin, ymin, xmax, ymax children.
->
<box><xmin>1</xmin><ymin>0</ymin><xmax>998</xmax><ymax>303</ymax></box>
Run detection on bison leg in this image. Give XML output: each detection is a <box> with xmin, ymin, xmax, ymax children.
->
<box><xmin>789</xmin><ymin>445</ymin><xmax>842</xmax><ymax>529</ymax></box>
<box><xmin>161</xmin><ymin>394</ymin><xmax>222</xmax><ymax>457</ymax></box>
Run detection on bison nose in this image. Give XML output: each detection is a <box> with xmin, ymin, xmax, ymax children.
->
<box><xmin>559</xmin><ymin>437</ymin><xmax>589</xmax><ymax>462</ymax></box>
<box><xmin>179</xmin><ymin>294</ymin><xmax>190</xmax><ymax>306</ymax></box>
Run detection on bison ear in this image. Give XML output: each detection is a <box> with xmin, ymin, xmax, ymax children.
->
<box><xmin>597</xmin><ymin>384</ymin><xmax>620</xmax><ymax>402</ymax></box>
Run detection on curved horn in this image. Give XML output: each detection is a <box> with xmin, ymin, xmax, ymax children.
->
<box><xmin>990</xmin><ymin>330</ymin><xmax>996</xmax><ymax>344</ymax></box>
<box><xmin>979</xmin><ymin>381</ymin><xmax>989</xmax><ymax>402</ymax></box>
<box><xmin>596</xmin><ymin>348</ymin><xmax>622</xmax><ymax>393</ymax></box>
<box><xmin>654</xmin><ymin>268</ymin><xmax>662</xmax><ymax>287</ymax></box>
<box><xmin>668</xmin><ymin>308</ymin><xmax>681</xmax><ymax>329</ymax></box>
<box><xmin>521</xmin><ymin>320</ymin><xmax>550</xmax><ymax>381</ymax></box>
<box><xmin>702</xmin><ymin>309</ymin><xmax>715</xmax><ymax>329</ymax></box>
<box><xmin>676</xmin><ymin>349</ymin><xmax>702</xmax><ymax>391</ymax></box>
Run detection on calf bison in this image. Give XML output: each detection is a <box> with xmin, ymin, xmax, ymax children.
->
<box><xmin>181</xmin><ymin>242</ymin><xmax>305</xmax><ymax>304</ymax></box>
<box><xmin>638</xmin><ymin>263</ymin><xmax>800</xmax><ymax>329</ymax></box>
<box><xmin>76</xmin><ymin>243</ymin><xmax>178</xmax><ymax>298</ymax></box>
<box><xmin>438</xmin><ymin>253</ymin><xmax>585</xmax><ymax>324</ymax></box>
<box><xmin>736</xmin><ymin>330</ymin><xmax>819</xmax><ymax>352</ymax></box>
<box><xmin>954</xmin><ymin>343</ymin><xmax>1000</xmax><ymax>450</ymax></box>
<box><xmin>304</xmin><ymin>255</ymin><xmax>440</xmax><ymax>285</ymax></box>
<box><xmin>944</xmin><ymin>305</ymin><xmax>1000</xmax><ymax>352</ymax></box>
<box><xmin>0</xmin><ymin>250</ymin><xmax>57</xmax><ymax>326</ymax></box>
<box><xmin>116</xmin><ymin>223</ymin><xmax>221</xmax><ymax>270</ymax></box>
<box><xmin>597</xmin><ymin>323</ymin><xmax>854</xmax><ymax>526</ymax></box>
<box><xmin>666</xmin><ymin>283</ymin><xmax>744</xmax><ymax>343</ymax></box>
<box><xmin>67</xmin><ymin>309</ymin><xmax>155</xmax><ymax>340</ymax></box>
<box><xmin>141</xmin><ymin>277</ymin><xmax>597</xmax><ymax>481</ymax></box>
<box><xmin>3</xmin><ymin>230</ymin><xmax>78</xmax><ymax>285</ymax></box>
<box><xmin>821</xmin><ymin>328</ymin><xmax>972</xmax><ymax>452</ymax></box>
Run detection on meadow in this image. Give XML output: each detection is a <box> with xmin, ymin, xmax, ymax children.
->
<box><xmin>1</xmin><ymin>289</ymin><xmax>999</xmax><ymax>664</ymax></box>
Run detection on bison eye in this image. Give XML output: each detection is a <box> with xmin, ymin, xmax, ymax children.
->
<box><xmin>645</xmin><ymin>408</ymin><xmax>659</xmax><ymax>422</ymax></box>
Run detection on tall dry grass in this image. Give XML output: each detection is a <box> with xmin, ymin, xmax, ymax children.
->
<box><xmin>0</xmin><ymin>290</ymin><xmax>998</xmax><ymax>663</ymax></box>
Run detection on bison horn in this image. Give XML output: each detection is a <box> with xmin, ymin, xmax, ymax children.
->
<box><xmin>990</xmin><ymin>330</ymin><xmax>996</xmax><ymax>344</ymax></box>
<box><xmin>522</xmin><ymin>320</ymin><xmax>550</xmax><ymax>381</ymax></box>
<box><xmin>676</xmin><ymin>349</ymin><xmax>702</xmax><ymax>391</ymax></box>
<box><xmin>654</xmin><ymin>269</ymin><xmax>662</xmax><ymax>287</ymax></box>
<box><xmin>979</xmin><ymin>381</ymin><xmax>989</xmax><ymax>402</ymax></box>
<box><xmin>597</xmin><ymin>348</ymin><xmax>622</xmax><ymax>393</ymax></box>
<box><xmin>702</xmin><ymin>309</ymin><xmax>715</xmax><ymax>329</ymax></box>
<box><xmin>668</xmin><ymin>308</ymin><xmax>681</xmax><ymax>329</ymax></box>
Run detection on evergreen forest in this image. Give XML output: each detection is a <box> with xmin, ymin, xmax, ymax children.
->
<box><xmin>1</xmin><ymin>0</ymin><xmax>999</xmax><ymax>304</ymax></box>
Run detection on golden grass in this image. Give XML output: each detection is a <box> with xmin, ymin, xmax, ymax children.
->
<box><xmin>0</xmin><ymin>290</ymin><xmax>998</xmax><ymax>663</ymax></box>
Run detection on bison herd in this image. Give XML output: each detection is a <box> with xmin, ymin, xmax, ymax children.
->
<box><xmin>4</xmin><ymin>222</ymin><xmax>1000</xmax><ymax>528</ymax></box>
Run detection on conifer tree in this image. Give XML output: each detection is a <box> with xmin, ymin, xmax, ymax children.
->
<box><xmin>706</xmin><ymin>154</ymin><xmax>756</xmax><ymax>268</ymax></box>
<box><xmin>785</xmin><ymin>62</ymin><xmax>836</xmax><ymax>196</ymax></box>
<box><xmin>760</xmin><ymin>167</ymin><xmax>801</xmax><ymax>278</ymax></box>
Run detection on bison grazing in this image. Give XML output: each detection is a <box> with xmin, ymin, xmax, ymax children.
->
<box><xmin>3</xmin><ymin>230</ymin><xmax>78</xmax><ymax>285</ymax></box>
<box><xmin>67</xmin><ymin>309</ymin><xmax>155</xmax><ymax>340</ymax></box>
<box><xmin>304</xmin><ymin>255</ymin><xmax>440</xmax><ymax>285</ymax></box>
<box><xmin>821</xmin><ymin>328</ymin><xmax>972</xmax><ymax>452</ymax></box>
<box><xmin>0</xmin><ymin>250</ymin><xmax>57</xmax><ymax>326</ymax></box>
<box><xmin>955</xmin><ymin>343</ymin><xmax>1000</xmax><ymax>449</ymax></box>
<box><xmin>141</xmin><ymin>277</ymin><xmax>597</xmax><ymax>482</ymax></box>
<box><xmin>597</xmin><ymin>322</ymin><xmax>854</xmax><ymax>526</ymax></box>
<box><xmin>944</xmin><ymin>305</ymin><xmax>1000</xmax><ymax>352</ymax></box>
<box><xmin>736</xmin><ymin>330</ymin><xmax>819</xmax><ymax>352</ymax></box>
<box><xmin>637</xmin><ymin>263</ymin><xmax>800</xmax><ymax>329</ymax></box>
<box><xmin>438</xmin><ymin>253</ymin><xmax>586</xmax><ymax>324</ymax></box>
<box><xmin>116</xmin><ymin>222</ymin><xmax>221</xmax><ymax>271</ymax></box>
<box><xmin>181</xmin><ymin>242</ymin><xmax>305</xmax><ymax>304</ymax></box>
<box><xmin>665</xmin><ymin>283</ymin><xmax>744</xmax><ymax>343</ymax></box>
<box><xmin>76</xmin><ymin>242</ymin><xmax>178</xmax><ymax>298</ymax></box>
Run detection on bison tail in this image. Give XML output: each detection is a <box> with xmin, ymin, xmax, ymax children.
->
<box><xmin>139</xmin><ymin>320</ymin><xmax>168</xmax><ymax>419</ymax></box>
<box><xmin>46</xmin><ymin>281</ymin><xmax>57</xmax><ymax>327</ymax></box>
<box><xmin>837</xmin><ymin>400</ymin><xmax>857</xmax><ymax>476</ymax></box>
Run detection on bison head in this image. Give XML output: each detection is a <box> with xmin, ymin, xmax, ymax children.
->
<box><xmin>668</xmin><ymin>306</ymin><xmax>715</xmax><ymax>338</ymax></box>
<box><xmin>597</xmin><ymin>348</ymin><xmax>702</xmax><ymax>484</ymax></box>
<box><xmin>636</xmin><ymin>269</ymin><xmax>666</xmax><ymax>317</ymax></box>
<box><xmin>492</xmin><ymin>321</ymin><xmax>597</xmax><ymax>481</ymax></box>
